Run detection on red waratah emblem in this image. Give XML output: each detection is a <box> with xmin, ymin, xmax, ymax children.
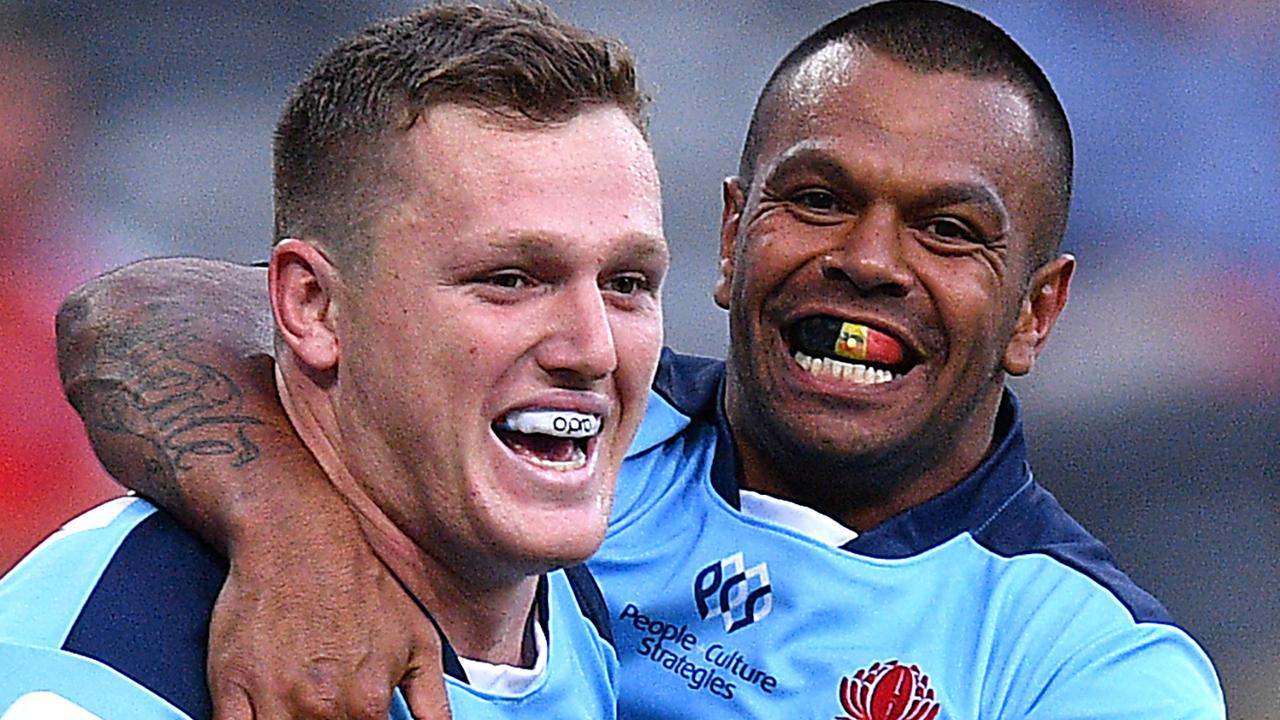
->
<box><xmin>836</xmin><ymin>660</ymin><xmax>940</xmax><ymax>720</ymax></box>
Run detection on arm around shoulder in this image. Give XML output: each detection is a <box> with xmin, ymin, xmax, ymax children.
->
<box><xmin>54</xmin><ymin>257</ymin><xmax>452</xmax><ymax>720</ymax></box>
<box><xmin>55</xmin><ymin>257</ymin><xmax>280</xmax><ymax>546</ymax></box>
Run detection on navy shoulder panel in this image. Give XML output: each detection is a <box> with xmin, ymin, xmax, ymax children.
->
<box><xmin>974</xmin><ymin>480</ymin><xmax>1174</xmax><ymax>625</ymax></box>
<box><xmin>561</xmin><ymin>564</ymin><xmax>614</xmax><ymax>648</ymax></box>
<box><xmin>62</xmin><ymin>511</ymin><xmax>226</xmax><ymax>720</ymax></box>
<box><xmin>652</xmin><ymin>349</ymin><xmax>723</xmax><ymax>420</ymax></box>
<box><xmin>650</xmin><ymin>349</ymin><xmax>743</xmax><ymax>506</ymax></box>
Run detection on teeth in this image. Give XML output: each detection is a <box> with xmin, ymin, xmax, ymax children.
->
<box><xmin>793</xmin><ymin>351</ymin><xmax>898</xmax><ymax>385</ymax></box>
<box><xmin>523</xmin><ymin>446</ymin><xmax>588</xmax><ymax>471</ymax></box>
<box><xmin>497</xmin><ymin>409</ymin><xmax>602</xmax><ymax>438</ymax></box>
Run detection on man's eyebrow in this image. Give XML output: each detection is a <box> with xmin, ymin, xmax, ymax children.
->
<box><xmin>449</xmin><ymin>231</ymin><xmax>669</xmax><ymax>268</ymax></box>
<box><xmin>483</xmin><ymin>231</ymin><xmax>667</xmax><ymax>252</ymax></box>
<box><xmin>612</xmin><ymin>232</ymin><xmax>671</xmax><ymax>263</ymax></box>
<box><xmin>759</xmin><ymin>146</ymin><xmax>873</xmax><ymax>207</ymax></box>
<box><xmin>762</xmin><ymin>144</ymin><xmax>854</xmax><ymax>186</ymax></box>
<box><xmin>908</xmin><ymin>183</ymin><xmax>1009</xmax><ymax>225</ymax></box>
<box><xmin>463</xmin><ymin>233</ymin><xmax>573</xmax><ymax>259</ymax></box>
<box><xmin>480</xmin><ymin>232</ymin><xmax>550</xmax><ymax>249</ymax></box>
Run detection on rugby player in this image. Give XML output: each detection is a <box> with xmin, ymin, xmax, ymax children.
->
<box><xmin>0</xmin><ymin>3</ymin><xmax>667</xmax><ymax>718</ymax></box>
<box><xmin>49</xmin><ymin>1</ymin><xmax>1225</xmax><ymax>718</ymax></box>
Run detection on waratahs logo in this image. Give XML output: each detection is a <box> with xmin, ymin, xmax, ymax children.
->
<box><xmin>836</xmin><ymin>660</ymin><xmax>940</xmax><ymax>720</ymax></box>
<box><xmin>693</xmin><ymin>552</ymin><xmax>772</xmax><ymax>633</ymax></box>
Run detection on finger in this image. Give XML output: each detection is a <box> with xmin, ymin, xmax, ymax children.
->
<box><xmin>400</xmin><ymin>618</ymin><xmax>449</xmax><ymax>720</ymax></box>
<box><xmin>212</xmin><ymin>672</ymin><xmax>303</xmax><ymax>720</ymax></box>
<box><xmin>401</xmin><ymin>665</ymin><xmax>452</xmax><ymax>720</ymax></box>
<box><xmin>248</xmin><ymin>688</ymin><xmax>302</xmax><ymax>720</ymax></box>
<box><xmin>210</xmin><ymin>683</ymin><xmax>254</xmax><ymax>720</ymax></box>
<box><xmin>338</xmin><ymin>666</ymin><xmax>395</xmax><ymax>720</ymax></box>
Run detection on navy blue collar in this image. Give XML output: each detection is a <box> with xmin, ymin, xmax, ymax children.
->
<box><xmin>841</xmin><ymin>392</ymin><xmax>1031</xmax><ymax>558</ymax></box>
<box><xmin>650</xmin><ymin>349</ymin><xmax>741</xmax><ymax>504</ymax></box>
<box><xmin>399</xmin><ymin>572</ymin><xmax>549</xmax><ymax>682</ymax></box>
<box><xmin>653</xmin><ymin>349</ymin><xmax>1033</xmax><ymax>559</ymax></box>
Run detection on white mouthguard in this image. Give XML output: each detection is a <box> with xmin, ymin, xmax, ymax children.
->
<box><xmin>498</xmin><ymin>409</ymin><xmax>601</xmax><ymax>439</ymax></box>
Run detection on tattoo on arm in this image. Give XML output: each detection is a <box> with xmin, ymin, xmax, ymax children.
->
<box><xmin>79</xmin><ymin>316</ymin><xmax>265</xmax><ymax>488</ymax></box>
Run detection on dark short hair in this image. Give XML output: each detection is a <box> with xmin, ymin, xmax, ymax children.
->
<box><xmin>273</xmin><ymin>1</ymin><xmax>647</xmax><ymax>272</ymax></box>
<box><xmin>739</xmin><ymin>0</ymin><xmax>1073</xmax><ymax>267</ymax></box>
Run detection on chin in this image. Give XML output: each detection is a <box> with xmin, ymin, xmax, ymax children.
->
<box><xmin>542</xmin><ymin>522</ymin><xmax>609</xmax><ymax>566</ymax></box>
<box><xmin>499</xmin><ymin>512</ymin><xmax>609</xmax><ymax>571</ymax></box>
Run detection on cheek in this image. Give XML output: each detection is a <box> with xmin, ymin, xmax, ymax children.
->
<box><xmin>612</xmin><ymin>313</ymin><xmax>664</xmax><ymax>384</ymax></box>
<box><xmin>416</xmin><ymin>297</ymin><xmax>528</xmax><ymax>373</ymax></box>
<box><xmin>911</xmin><ymin>255</ymin><xmax>1003</xmax><ymax>340</ymax></box>
<box><xmin>735</xmin><ymin>229</ymin><xmax>817</xmax><ymax>305</ymax></box>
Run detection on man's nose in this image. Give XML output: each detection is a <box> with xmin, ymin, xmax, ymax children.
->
<box><xmin>821</xmin><ymin>203</ymin><xmax>913</xmax><ymax>297</ymax></box>
<box><xmin>536</xmin><ymin>281</ymin><xmax>618</xmax><ymax>384</ymax></box>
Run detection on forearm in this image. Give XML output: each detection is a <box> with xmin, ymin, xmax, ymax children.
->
<box><xmin>55</xmin><ymin>258</ymin><xmax>447</xmax><ymax>719</ymax></box>
<box><xmin>55</xmin><ymin>258</ymin><xmax>300</xmax><ymax>548</ymax></box>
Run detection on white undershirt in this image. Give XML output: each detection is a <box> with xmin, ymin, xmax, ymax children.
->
<box><xmin>455</xmin><ymin>619</ymin><xmax>548</xmax><ymax>695</ymax></box>
<box><xmin>739</xmin><ymin>490</ymin><xmax>859</xmax><ymax>547</ymax></box>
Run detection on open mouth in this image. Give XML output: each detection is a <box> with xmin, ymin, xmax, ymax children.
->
<box><xmin>785</xmin><ymin>316</ymin><xmax>917</xmax><ymax>385</ymax></box>
<box><xmin>493</xmin><ymin>408</ymin><xmax>602</xmax><ymax>471</ymax></box>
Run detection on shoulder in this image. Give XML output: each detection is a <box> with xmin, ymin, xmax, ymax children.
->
<box><xmin>650</xmin><ymin>348</ymin><xmax>724</xmax><ymax>415</ymax></box>
<box><xmin>610</xmin><ymin>350</ymin><xmax>725</xmax><ymax>525</ymax></box>
<box><xmin>1012</xmin><ymin>615</ymin><xmax>1225</xmax><ymax>719</ymax></box>
<box><xmin>627</xmin><ymin>348</ymin><xmax>723</xmax><ymax>458</ymax></box>
<box><xmin>974</xmin><ymin>478</ymin><xmax>1170</xmax><ymax>624</ymax></box>
<box><xmin>0</xmin><ymin>643</ymin><xmax>193</xmax><ymax>719</ymax></box>
<box><xmin>0</xmin><ymin>497</ymin><xmax>224</xmax><ymax>720</ymax></box>
<box><xmin>969</xmin><ymin>482</ymin><xmax>1225</xmax><ymax>717</ymax></box>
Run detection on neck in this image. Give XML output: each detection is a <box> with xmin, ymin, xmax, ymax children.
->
<box><xmin>275</xmin><ymin>359</ymin><xmax>539</xmax><ymax>665</ymax></box>
<box><xmin>732</xmin><ymin>390</ymin><xmax>1003</xmax><ymax>533</ymax></box>
<box><xmin>738</xmin><ymin>441</ymin><xmax>984</xmax><ymax>531</ymax></box>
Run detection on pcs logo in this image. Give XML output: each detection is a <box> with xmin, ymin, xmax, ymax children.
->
<box><xmin>693</xmin><ymin>552</ymin><xmax>772</xmax><ymax>633</ymax></box>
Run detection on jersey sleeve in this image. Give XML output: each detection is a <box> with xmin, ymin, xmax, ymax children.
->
<box><xmin>1020</xmin><ymin>623</ymin><xmax>1225</xmax><ymax>720</ymax></box>
<box><xmin>0</xmin><ymin>643</ymin><xmax>192</xmax><ymax>719</ymax></box>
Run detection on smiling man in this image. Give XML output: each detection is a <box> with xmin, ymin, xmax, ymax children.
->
<box><xmin>0</xmin><ymin>4</ymin><xmax>667</xmax><ymax>719</ymax></box>
<box><xmin>44</xmin><ymin>1</ymin><xmax>1222</xmax><ymax>719</ymax></box>
<box><xmin>716</xmin><ymin>37</ymin><xmax>1071</xmax><ymax>532</ymax></box>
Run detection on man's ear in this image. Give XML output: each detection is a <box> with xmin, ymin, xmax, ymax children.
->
<box><xmin>269</xmin><ymin>239</ymin><xmax>341</xmax><ymax>372</ymax></box>
<box><xmin>1003</xmin><ymin>254</ymin><xmax>1075</xmax><ymax>376</ymax></box>
<box><xmin>714</xmin><ymin>176</ymin><xmax>747</xmax><ymax>310</ymax></box>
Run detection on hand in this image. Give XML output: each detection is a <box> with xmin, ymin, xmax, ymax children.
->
<box><xmin>206</xmin><ymin>499</ymin><xmax>451</xmax><ymax>720</ymax></box>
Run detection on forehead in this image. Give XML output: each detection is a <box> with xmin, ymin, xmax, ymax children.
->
<box><xmin>396</xmin><ymin>104</ymin><xmax>662</xmax><ymax>240</ymax></box>
<box><xmin>758</xmin><ymin>48</ymin><xmax>1046</xmax><ymax>218</ymax></box>
<box><xmin>356</xmin><ymin>103</ymin><xmax>664</xmax><ymax>277</ymax></box>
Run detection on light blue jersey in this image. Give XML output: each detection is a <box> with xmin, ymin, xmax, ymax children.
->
<box><xmin>0</xmin><ymin>498</ymin><xmax>618</xmax><ymax>720</ymax></box>
<box><xmin>0</xmin><ymin>349</ymin><xmax>1226</xmax><ymax>719</ymax></box>
<box><xmin>589</xmin><ymin>350</ymin><xmax>1225</xmax><ymax>720</ymax></box>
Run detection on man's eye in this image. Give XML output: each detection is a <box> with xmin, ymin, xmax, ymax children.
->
<box><xmin>792</xmin><ymin>189</ymin><xmax>837</xmax><ymax>211</ymax></box>
<box><xmin>487</xmin><ymin>272</ymin><xmax>530</xmax><ymax>289</ymax></box>
<box><xmin>606</xmin><ymin>275</ymin><xmax>648</xmax><ymax>295</ymax></box>
<box><xmin>924</xmin><ymin>218</ymin><xmax>978</xmax><ymax>243</ymax></box>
